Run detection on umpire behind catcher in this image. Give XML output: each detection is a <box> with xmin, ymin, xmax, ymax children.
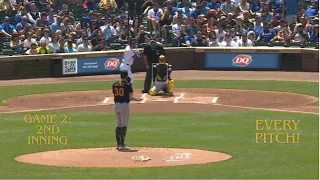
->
<box><xmin>141</xmin><ymin>39</ymin><xmax>166</xmax><ymax>93</ymax></box>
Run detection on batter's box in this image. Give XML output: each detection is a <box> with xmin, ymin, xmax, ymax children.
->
<box><xmin>176</xmin><ymin>95</ymin><xmax>218</xmax><ymax>104</ymax></box>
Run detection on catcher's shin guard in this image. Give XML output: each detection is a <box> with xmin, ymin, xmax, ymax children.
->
<box><xmin>167</xmin><ymin>79</ymin><xmax>175</xmax><ymax>94</ymax></box>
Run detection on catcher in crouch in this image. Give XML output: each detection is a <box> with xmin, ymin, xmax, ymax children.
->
<box><xmin>149</xmin><ymin>55</ymin><xmax>175</xmax><ymax>96</ymax></box>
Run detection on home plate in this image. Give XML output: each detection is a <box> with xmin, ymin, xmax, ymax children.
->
<box><xmin>152</xmin><ymin>99</ymin><xmax>168</xmax><ymax>102</ymax></box>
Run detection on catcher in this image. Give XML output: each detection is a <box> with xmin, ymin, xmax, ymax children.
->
<box><xmin>149</xmin><ymin>55</ymin><xmax>175</xmax><ymax>96</ymax></box>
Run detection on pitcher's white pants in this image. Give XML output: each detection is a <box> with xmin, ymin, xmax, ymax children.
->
<box><xmin>119</xmin><ymin>63</ymin><xmax>133</xmax><ymax>84</ymax></box>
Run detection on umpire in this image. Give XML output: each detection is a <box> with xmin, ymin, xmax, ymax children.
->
<box><xmin>141</xmin><ymin>39</ymin><xmax>166</xmax><ymax>93</ymax></box>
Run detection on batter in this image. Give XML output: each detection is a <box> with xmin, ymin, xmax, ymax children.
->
<box><xmin>120</xmin><ymin>38</ymin><xmax>140</xmax><ymax>97</ymax></box>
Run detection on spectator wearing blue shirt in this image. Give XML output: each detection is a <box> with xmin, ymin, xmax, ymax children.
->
<box><xmin>16</xmin><ymin>16</ymin><xmax>31</xmax><ymax>35</ymax></box>
<box><xmin>250</xmin><ymin>0</ymin><xmax>263</xmax><ymax>15</ymax></box>
<box><xmin>208</xmin><ymin>0</ymin><xmax>221</xmax><ymax>10</ymax></box>
<box><xmin>166</xmin><ymin>0</ymin><xmax>177</xmax><ymax>17</ymax></box>
<box><xmin>282</xmin><ymin>0</ymin><xmax>300</xmax><ymax>24</ymax></box>
<box><xmin>200</xmin><ymin>0</ymin><xmax>210</xmax><ymax>16</ymax></box>
<box><xmin>83</xmin><ymin>0</ymin><xmax>97</xmax><ymax>10</ymax></box>
<box><xmin>80</xmin><ymin>11</ymin><xmax>96</xmax><ymax>29</ymax></box>
<box><xmin>177</xmin><ymin>0</ymin><xmax>189</xmax><ymax>8</ymax></box>
<box><xmin>309</xmin><ymin>25</ymin><xmax>319</xmax><ymax>43</ymax></box>
<box><xmin>0</xmin><ymin>16</ymin><xmax>17</xmax><ymax>38</ymax></box>
<box><xmin>181</xmin><ymin>2</ymin><xmax>193</xmax><ymax>19</ymax></box>
<box><xmin>50</xmin><ymin>16</ymin><xmax>64</xmax><ymax>33</ymax></box>
<box><xmin>262</xmin><ymin>6</ymin><xmax>273</xmax><ymax>23</ymax></box>
<box><xmin>191</xmin><ymin>5</ymin><xmax>204</xmax><ymax>19</ymax></box>
<box><xmin>253</xmin><ymin>15</ymin><xmax>263</xmax><ymax>37</ymax></box>
<box><xmin>101</xmin><ymin>19</ymin><xmax>116</xmax><ymax>40</ymax></box>
<box><xmin>270</xmin><ymin>0</ymin><xmax>283</xmax><ymax>12</ymax></box>
<box><xmin>305</xmin><ymin>2</ymin><xmax>319</xmax><ymax>19</ymax></box>
<box><xmin>257</xmin><ymin>22</ymin><xmax>276</xmax><ymax>42</ymax></box>
<box><xmin>245</xmin><ymin>22</ymin><xmax>255</xmax><ymax>35</ymax></box>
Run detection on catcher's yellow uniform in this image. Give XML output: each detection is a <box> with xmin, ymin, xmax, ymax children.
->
<box><xmin>149</xmin><ymin>55</ymin><xmax>174</xmax><ymax>96</ymax></box>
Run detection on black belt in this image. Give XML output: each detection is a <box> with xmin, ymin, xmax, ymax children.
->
<box><xmin>126</xmin><ymin>64</ymin><xmax>130</xmax><ymax>65</ymax></box>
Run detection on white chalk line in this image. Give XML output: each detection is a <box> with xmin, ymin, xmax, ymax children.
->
<box><xmin>212</xmin><ymin>103</ymin><xmax>319</xmax><ymax>115</ymax></box>
<box><xmin>102</xmin><ymin>97</ymin><xmax>109</xmax><ymax>104</ymax></box>
<box><xmin>212</xmin><ymin>97</ymin><xmax>219</xmax><ymax>103</ymax></box>
<box><xmin>139</xmin><ymin>93</ymin><xmax>148</xmax><ymax>104</ymax></box>
<box><xmin>0</xmin><ymin>104</ymin><xmax>108</xmax><ymax>114</ymax></box>
<box><xmin>173</xmin><ymin>93</ymin><xmax>185</xmax><ymax>103</ymax></box>
<box><xmin>152</xmin><ymin>99</ymin><xmax>168</xmax><ymax>102</ymax></box>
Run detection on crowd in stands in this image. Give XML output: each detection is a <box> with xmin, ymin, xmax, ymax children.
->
<box><xmin>0</xmin><ymin>0</ymin><xmax>318</xmax><ymax>55</ymax></box>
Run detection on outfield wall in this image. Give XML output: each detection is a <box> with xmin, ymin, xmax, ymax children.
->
<box><xmin>0</xmin><ymin>47</ymin><xmax>318</xmax><ymax>80</ymax></box>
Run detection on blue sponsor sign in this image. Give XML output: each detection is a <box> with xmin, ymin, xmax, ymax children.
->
<box><xmin>77</xmin><ymin>56</ymin><xmax>123</xmax><ymax>74</ymax></box>
<box><xmin>205</xmin><ymin>53</ymin><xmax>280</xmax><ymax>69</ymax></box>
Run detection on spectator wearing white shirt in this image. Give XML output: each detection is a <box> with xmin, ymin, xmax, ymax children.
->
<box><xmin>214</xmin><ymin>23</ymin><xmax>226</xmax><ymax>43</ymax></box>
<box><xmin>230</xmin><ymin>28</ymin><xmax>240</xmax><ymax>42</ymax></box>
<box><xmin>39</xmin><ymin>28</ymin><xmax>51</xmax><ymax>45</ymax></box>
<box><xmin>172</xmin><ymin>17</ymin><xmax>183</xmax><ymax>46</ymax></box>
<box><xmin>23</xmin><ymin>32</ymin><xmax>37</xmax><ymax>49</ymax></box>
<box><xmin>77</xmin><ymin>37</ymin><xmax>92</xmax><ymax>52</ymax></box>
<box><xmin>238</xmin><ymin>0</ymin><xmax>250</xmax><ymax>12</ymax></box>
<box><xmin>221</xmin><ymin>0</ymin><xmax>237</xmax><ymax>15</ymax></box>
<box><xmin>101</xmin><ymin>18</ymin><xmax>116</xmax><ymax>41</ymax></box>
<box><xmin>219</xmin><ymin>33</ymin><xmax>238</xmax><ymax>47</ymax></box>
<box><xmin>48</xmin><ymin>34</ymin><xmax>60</xmax><ymax>53</ymax></box>
<box><xmin>147</xmin><ymin>3</ymin><xmax>163</xmax><ymax>37</ymax></box>
<box><xmin>238</xmin><ymin>33</ymin><xmax>253</xmax><ymax>46</ymax></box>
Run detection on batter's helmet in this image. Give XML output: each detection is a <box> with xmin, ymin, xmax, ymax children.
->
<box><xmin>128</xmin><ymin>38</ymin><xmax>136</xmax><ymax>45</ymax></box>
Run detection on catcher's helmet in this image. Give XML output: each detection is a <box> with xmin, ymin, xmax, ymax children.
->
<box><xmin>159</xmin><ymin>55</ymin><xmax>166</xmax><ymax>63</ymax></box>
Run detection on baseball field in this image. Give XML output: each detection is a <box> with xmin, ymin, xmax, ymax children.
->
<box><xmin>0</xmin><ymin>70</ymin><xmax>318</xmax><ymax>179</ymax></box>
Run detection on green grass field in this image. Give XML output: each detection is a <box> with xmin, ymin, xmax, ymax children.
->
<box><xmin>0</xmin><ymin>80</ymin><xmax>318</xmax><ymax>179</ymax></box>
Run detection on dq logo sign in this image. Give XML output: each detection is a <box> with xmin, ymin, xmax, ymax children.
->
<box><xmin>232</xmin><ymin>54</ymin><xmax>253</xmax><ymax>67</ymax></box>
<box><xmin>104</xmin><ymin>58</ymin><xmax>120</xmax><ymax>70</ymax></box>
<box><xmin>165</xmin><ymin>153</ymin><xmax>193</xmax><ymax>162</ymax></box>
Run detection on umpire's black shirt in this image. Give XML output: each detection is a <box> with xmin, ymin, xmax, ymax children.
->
<box><xmin>143</xmin><ymin>43</ymin><xmax>166</xmax><ymax>64</ymax></box>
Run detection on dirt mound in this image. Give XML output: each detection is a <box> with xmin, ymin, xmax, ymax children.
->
<box><xmin>14</xmin><ymin>147</ymin><xmax>232</xmax><ymax>168</ymax></box>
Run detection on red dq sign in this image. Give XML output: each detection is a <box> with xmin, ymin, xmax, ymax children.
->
<box><xmin>232</xmin><ymin>55</ymin><xmax>253</xmax><ymax>67</ymax></box>
<box><xmin>104</xmin><ymin>58</ymin><xmax>120</xmax><ymax>70</ymax></box>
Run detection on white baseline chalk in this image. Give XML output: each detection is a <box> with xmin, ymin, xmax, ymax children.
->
<box><xmin>173</xmin><ymin>93</ymin><xmax>185</xmax><ymax>103</ymax></box>
<box><xmin>102</xmin><ymin>97</ymin><xmax>109</xmax><ymax>104</ymax></box>
<box><xmin>212</xmin><ymin>97</ymin><xmax>219</xmax><ymax>103</ymax></box>
<box><xmin>153</xmin><ymin>99</ymin><xmax>168</xmax><ymax>102</ymax></box>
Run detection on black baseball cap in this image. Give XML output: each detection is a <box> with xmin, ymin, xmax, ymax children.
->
<box><xmin>120</xmin><ymin>70</ymin><xmax>128</xmax><ymax>78</ymax></box>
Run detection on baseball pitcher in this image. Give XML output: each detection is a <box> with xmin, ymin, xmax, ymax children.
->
<box><xmin>112</xmin><ymin>70</ymin><xmax>133</xmax><ymax>150</ymax></box>
<box><xmin>149</xmin><ymin>55</ymin><xmax>175</xmax><ymax>96</ymax></box>
<box><xmin>120</xmin><ymin>38</ymin><xmax>140</xmax><ymax>98</ymax></box>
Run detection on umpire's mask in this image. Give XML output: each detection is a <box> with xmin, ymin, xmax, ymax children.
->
<box><xmin>149</xmin><ymin>40</ymin><xmax>157</xmax><ymax>50</ymax></box>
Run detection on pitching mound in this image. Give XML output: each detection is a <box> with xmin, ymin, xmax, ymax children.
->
<box><xmin>14</xmin><ymin>147</ymin><xmax>232</xmax><ymax>168</ymax></box>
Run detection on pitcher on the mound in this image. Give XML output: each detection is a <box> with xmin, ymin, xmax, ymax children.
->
<box><xmin>120</xmin><ymin>38</ymin><xmax>140</xmax><ymax>99</ymax></box>
<box><xmin>149</xmin><ymin>55</ymin><xmax>175</xmax><ymax>96</ymax></box>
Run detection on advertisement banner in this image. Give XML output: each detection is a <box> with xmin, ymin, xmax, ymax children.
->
<box><xmin>77</xmin><ymin>56</ymin><xmax>122</xmax><ymax>74</ymax></box>
<box><xmin>205</xmin><ymin>53</ymin><xmax>280</xmax><ymax>69</ymax></box>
